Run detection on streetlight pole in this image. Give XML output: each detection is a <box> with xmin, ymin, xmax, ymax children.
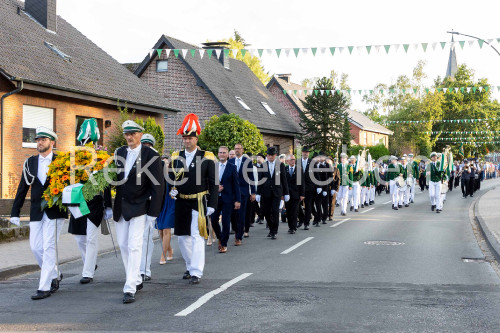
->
<box><xmin>447</xmin><ymin>30</ymin><xmax>500</xmax><ymax>57</ymax></box>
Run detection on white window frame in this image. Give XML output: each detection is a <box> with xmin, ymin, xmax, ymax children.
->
<box><xmin>235</xmin><ymin>96</ymin><xmax>251</xmax><ymax>110</ymax></box>
<box><xmin>22</xmin><ymin>105</ymin><xmax>54</xmax><ymax>148</ymax></box>
<box><xmin>261</xmin><ymin>102</ymin><xmax>276</xmax><ymax>115</ymax></box>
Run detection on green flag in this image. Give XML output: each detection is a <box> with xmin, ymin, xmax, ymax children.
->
<box><xmin>190</xmin><ymin>49</ymin><xmax>196</xmax><ymax>58</ymax></box>
<box><xmin>348</xmin><ymin>46</ymin><xmax>354</xmax><ymax>54</ymax></box>
<box><xmin>258</xmin><ymin>49</ymin><xmax>264</xmax><ymax>57</ymax></box>
<box><xmin>276</xmin><ymin>49</ymin><xmax>282</xmax><ymax>58</ymax></box>
<box><xmin>459</xmin><ymin>41</ymin><xmax>465</xmax><ymax>49</ymax></box>
<box><xmin>478</xmin><ymin>39</ymin><xmax>484</xmax><ymax>48</ymax></box>
<box><xmin>440</xmin><ymin>42</ymin><xmax>446</xmax><ymax>49</ymax></box>
<box><xmin>293</xmin><ymin>48</ymin><xmax>300</xmax><ymax>57</ymax></box>
<box><xmin>156</xmin><ymin>49</ymin><xmax>162</xmax><ymax>58</ymax></box>
<box><xmin>330</xmin><ymin>47</ymin><xmax>336</xmax><ymax>56</ymax></box>
<box><xmin>241</xmin><ymin>49</ymin><xmax>247</xmax><ymax>58</ymax></box>
<box><xmin>311</xmin><ymin>48</ymin><xmax>317</xmax><ymax>56</ymax></box>
<box><xmin>421</xmin><ymin>43</ymin><xmax>428</xmax><ymax>52</ymax></box>
<box><xmin>403</xmin><ymin>44</ymin><xmax>409</xmax><ymax>53</ymax></box>
<box><xmin>384</xmin><ymin>45</ymin><xmax>391</xmax><ymax>54</ymax></box>
<box><xmin>173</xmin><ymin>49</ymin><xmax>180</xmax><ymax>58</ymax></box>
<box><xmin>206</xmin><ymin>49</ymin><xmax>212</xmax><ymax>59</ymax></box>
<box><xmin>366</xmin><ymin>45</ymin><xmax>372</xmax><ymax>54</ymax></box>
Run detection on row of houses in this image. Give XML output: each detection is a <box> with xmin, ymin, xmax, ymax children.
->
<box><xmin>0</xmin><ymin>0</ymin><xmax>391</xmax><ymax>200</ymax></box>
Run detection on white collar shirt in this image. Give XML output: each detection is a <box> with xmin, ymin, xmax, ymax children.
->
<box><xmin>185</xmin><ymin>148</ymin><xmax>198</xmax><ymax>168</ymax></box>
<box><xmin>37</xmin><ymin>152</ymin><xmax>53</xmax><ymax>185</ymax></box>
<box><xmin>125</xmin><ymin>144</ymin><xmax>141</xmax><ymax>179</ymax></box>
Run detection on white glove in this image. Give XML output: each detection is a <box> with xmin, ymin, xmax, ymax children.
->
<box><xmin>322</xmin><ymin>191</ymin><xmax>327</xmax><ymax>197</ymax></box>
<box><xmin>104</xmin><ymin>207</ymin><xmax>113</xmax><ymax>220</ymax></box>
<box><xmin>169</xmin><ymin>189</ymin><xmax>178</xmax><ymax>199</ymax></box>
<box><xmin>146</xmin><ymin>215</ymin><xmax>156</xmax><ymax>228</ymax></box>
<box><xmin>284</xmin><ymin>195</ymin><xmax>290</xmax><ymax>202</ymax></box>
<box><xmin>256</xmin><ymin>195</ymin><xmax>261</xmax><ymax>203</ymax></box>
<box><xmin>316</xmin><ymin>188</ymin><xmax>322</xmax><ymax>194</ymax></box>
<box><xmin>279</xmin><ymin>200</ymin><xmax>284</xmax><ymax>209</ymax></box>
<box><xmin>10</xmin><ymin>217</ymin><xmax>20</xmax><ymax>227</ymax></box>
<box><xmin>206</xmin><ymin>207</ymin><xmax>215</xmax><ymax>216</ymax></box>
<box><xmin>331</xmin><ymin>190</ymin><xmax>335</xmax><ymax>196</ymax></box>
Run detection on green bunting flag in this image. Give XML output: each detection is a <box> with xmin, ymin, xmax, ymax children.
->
<box><xmin>330</xmin><ymin>47</ymin><xmax>336</xmax><ymax>56</ymax></box>
<box><xmin>283</xmin><ymin>90</ymin><xmax>287</xmax><ymax>95</ymax></box>
<box><xmin>440</xmin><ymin>42</ymin><xmax>446</xmax><ymax>50</ymax></box>
<box><xmin>459</xmin><ymin>41</ymin><xmax>465</xmax><ymax>49</ymax></box>
<box><xmin>348</xmin><ymin>46</ymin><xmax>354</xmax><ymax>54</ymax></box>
<box><xmin>311</xmin><ymin>47</ymin><xmax>317</xmax><ymax>56</ymax></box>
<box><xmin>366</xmin><ymin>45</ymin><xmax>372</xmax><ymax>54</ymax></box>
<box><xmin>240</xmin><ymin>49</ymin><xmax>247</xmax><ymax>58</ymax></box>
<box><xmin>421</xmin><ymin>43</ymin><xmax>428</xmax><ymax>52</ymax></box>
<box><xmin>258</xmin><ymin>49</ymin><xmax>264</xmax><ymax>57</ymax></box>
<box><xmin>173</xmin><ymin>49</ymin><xmax>180</xmax><ymax>58</ymax></box>
<box><xmin>206</xmin><ymin>49</ymin><xmax>212</xmax><ymax>59</ymax></box>
<box><xmin>156</xmin><ymin>49</ymin><xmax>162</xmax><ymax>58</ymax></box>
<box><xmin>293</xmin><ymin>48</ymin><xmax>300</xmax><ymax>57</ymax></box>
<box><xmin>276</xmin><ymin>49</ymin><xmax>281</xmax><ymax>58</ymax></box>
<box><xmin>384</xmin><ymin>45</ymin><xmax>391</xmax><ymax>54</ymax></box>
<box><xmin>190</xmin><ymin>49</ymin><xmax>196</xmax><ymax>58</ymax></box>
<box><xmin>478</xmin><ymin>39</ymin><xmax>484</xmax><ymax>48</ymax></box>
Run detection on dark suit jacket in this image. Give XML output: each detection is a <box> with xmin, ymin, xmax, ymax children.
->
<box><xmin>285</xmin><ymin>165</ymin><xmax>305</xmax><ymax>200</ymax></box>
<box><xmin>218</xmin><ymin>162</ymin><xmax>241</xmax><ymax>204</ymax></box>
<box><xmin>317</xmin><ymin>162</ymin><xmax>333</xmax><ymax>192</ymax></box>
<box><xmin>113</xmin><ymin>145</ymin><xmax>164</xmax><ymax>221</ymax></box>
<box><xmin>68</xmin><ymin>187</ymin><xmax>112</xmax><ymax>235</ymax></box>
<box><xmin>257</xmin><ymin>160</ymin><xmax>289</xmax><ymax>198</ymax></box>
<box><xmin>11</xmin><ymin>154</ymin><xmax>67</xmax><ymax>221</ymax></box>
<box><xmin>297</xmin><ymin>158</ymin><xmax>317</xmax><ymax>192</ymax></box>
<box><xmin>169</xmin><ymin>149</ymin><xmax>218</xmax><ymax>236</ymax></box>
<box><xmin>228</xmin><ymin>156</ymin><xmax>255</xmax><ymax>197</ymax></box>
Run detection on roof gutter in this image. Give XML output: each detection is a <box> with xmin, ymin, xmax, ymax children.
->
<box><xmin>0</xmin><ymin>76</ymin><xmax>23</xmax><ymax>199</ymax></box>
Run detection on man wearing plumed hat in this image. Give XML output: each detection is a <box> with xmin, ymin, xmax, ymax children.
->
<box><xmin>10</xmin><ymin>127</ymin><xmax>67</xmax><ymax>300</ymax></box>
<box><xmin>168</xmin><ymin>113</ymin><xmax>218</xmax><ymax>285</ymax></box>
<box><xmin>113</xmin><ymin>120</ymin><xmax>164</xmax><ymax>303</ymax></box>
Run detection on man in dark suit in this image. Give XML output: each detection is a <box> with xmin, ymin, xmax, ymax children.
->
<box><xmin>314</xmin><ymin>153</ymin><xmax>331</xmax><ymax>225</ymax></box>
<box><xmin>285</xmin><ymin>154</ymin><xmax>304</xmax><ymax>234</ymax></box>
<box><xmin>228</xmin><ymin>143</ymin><xmax>255</xmax><ymax>245</ymax></box>
<box><xmin>113</xmin><ymin>120</ymin><xmax>164</xmax><ymax>304</ymax></box>
<box><xmin>297</xmin><ymin>146</ymin><xmax>315</xmax><ymax>230</ymax></box>
<box><xmin>169</xmin><ymin>113</ymin><xmax>218</xmax><ymax>286</ymax></box>
<box><xmin>211</xmin><ymin>146</ymin><xmax>240</xmax><ymax>253</ymax></box>
<box><xmin>10</xmin><ymin>127</ymin><xmax>67</xmax><ymax>300</ymax></box>
<box><xmin>256</xmin><ymin>147</ymin><xmax>289</xmax><ymax>239</ymax></box>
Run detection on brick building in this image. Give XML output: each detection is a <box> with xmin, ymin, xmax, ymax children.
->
<box><xmin>268</xmin><ymin>74</ymin><xmax>392</xmax><ymax>148</ymax></box>
<box><xmin>0</xmin><ymin>0</ymin><xmax>177</xmax><ymax>203</ymax></box>
<box><xmin>130</xmin><ymin>35</ymin><xmax>301</xmax><ymax>154</ymax></box>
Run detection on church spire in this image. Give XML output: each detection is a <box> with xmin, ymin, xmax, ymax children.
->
<box><xmin>445</xmin><ymin>34</ymin><xmax>458</xmax><ymax>78</ymax></box>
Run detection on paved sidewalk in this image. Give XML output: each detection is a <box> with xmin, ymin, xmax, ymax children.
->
<box><xmin>476</xmin><ymin>180</ymin><xmax>500</xmax><ymax>261</ymax></box>
<box><xmin>0</xmin><ymin>220</ymin><xmax>158</xmax><ymax>279</ymax></box>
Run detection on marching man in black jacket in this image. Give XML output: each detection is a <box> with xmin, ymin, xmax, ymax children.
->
<box><xmin>285</xmin><ymin>154</ymin><xmax>304</xmax><ymax>234</ymax></box>
<box><xmin>113</xmin><ymin>120</ymin><xmax>164</xmax><ymax>304</ymax></box>
<box><xmin>256</xmin><ymin>147</ymin><xmax>289</xmax><ymax>239</ymax></box>
<box><xmin>10</xmin><ymin>127</ymin><xmax>67</xmax><ymax>300</ymax></box>
<box><xmin>169</xmin><ymin>113</ymin><xmax>218</xmax><ymax>285</ymax></box>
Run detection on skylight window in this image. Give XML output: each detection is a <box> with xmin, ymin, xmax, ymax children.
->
<box><xmin>261</xmin><ymin>102</ymin><xmax>276</xmax><ymax>115</ymax></box>
<box><xmin>235</xmin><ymin>96</ymin><xmax>251</xmax><ymax>110</ymax></box>
<box><xmin>44</xmin><ymin>42</ymin><xmax>71</xmax><ymax>62</ymax></box>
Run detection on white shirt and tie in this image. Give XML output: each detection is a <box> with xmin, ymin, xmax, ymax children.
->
<box><xmin>235</xmin><ymin>157</ymin><xmax>242</xmax><ymax>173</ymax></box>
<box><xmin>124</xmin><ymin>144</ymin><xmax>142</xmax><ymax>179</ymax></box>
<box><xmin>289</xmin><ymin>165</ymin><xmax>295</xmax><ymax>176</ymax></box>
<box><xmin>37</xmin><ymin>152</ymin><xmax>53</xmax><ymax>184</ymax></box>
<box><xmin>268</xmin><ymin>160</ymin><xmax>276</xmax><ymax>177</ymax></box>
<box><xmin>301</xmin><ymin>158</ymin><xmax>307</xmax><ymax>173</ymax></box>
<box><xmin>185</xmin><ymin>148</ymin><xmax>197</xmax><ymax>169</ymax></box>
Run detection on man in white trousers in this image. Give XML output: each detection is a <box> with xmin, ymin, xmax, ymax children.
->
<box><xmin>169</xmin><ymin>113</ymin><xmax>218</xmax><ymax>285</ymax></box>
<box><xmin>408</xmin><ymin>154</ymin><xmax>418</xmax><ymax>204</ymax></box>
<box><xmin>349</xmin><ymin>156</ymin><xmax>362</xmax><ymax>212</ymax></box>
<box><xmin>427</xmin><ymin>152</ymin><xmax>444</xmax><ymax>213</ymax></box>
<box><xmin>336</xmin><ymin>153</ymin><xmax>352</xmax><ymax>216</ymax></box>
<box><xmin>399</xmin><ymin>157</ymin><xmax>410</xmax><ymax>207</ymax></box>
<box><xmin>10</xmin><ymin>127</ymin><xmax>67</xmax><ymax>300</ymax></box>
<box><xmin>113</xmin><ymin>121</ymin><xmax>164</xmax><ymax>304</ymax></box>
<box><xmin>387</xmin><ymin>156</ymin><xmax>401</xmax><ymax>210</ymax></box>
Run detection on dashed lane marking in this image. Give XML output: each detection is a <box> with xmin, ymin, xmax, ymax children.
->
<box><xmin>281</xmin><ymin>237</ymin><xmax>315</xmax><ymax>254</ymax></box>
<box><xmin>331</xmin><ymin>218</ymin><xmax>351</xmax><ymax>228</ymax></box>
<box><xmin>360</xmin><ymin>208</ymin><xmax>375</xmax><ymax>214</ymax></box>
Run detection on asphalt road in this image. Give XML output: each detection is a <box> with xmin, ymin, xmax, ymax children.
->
<box><xmin>1</xmin><ymin>180</ymin><xmax>500</xmax><ymax>332</ymax></box>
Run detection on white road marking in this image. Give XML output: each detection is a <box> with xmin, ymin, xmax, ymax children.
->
<box><xmin>175</xmin><ymin>273</ymin><xmax>253</xmax><ymax>316</ymax></box>
<box><xmin>383</xmin><ymin>200</ymin><xmax>392</xmax><ymax>204</ymax></box>
<box><xmin>331</xmin><ymin>218</ymin><xmax>351</xmax><ymax>228</ymax></box>
<box><xmin>361</xmin><ymin>208</ymin><xmax>375</xmax><ymax>214</ymax></box>
<box><xmin>281</xmin><ymin>237</ymin><xmax>314</xmax><ymax>254</ymax></box>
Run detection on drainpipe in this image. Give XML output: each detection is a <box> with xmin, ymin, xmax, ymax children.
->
<box><xmin>0</xmin><ymin>78</ymin><xmax>23</xmax><ymax>199</ymax></box>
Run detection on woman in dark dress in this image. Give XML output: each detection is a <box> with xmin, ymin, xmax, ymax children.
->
<box><xmin>156</xmin><ymin>157</ymin><xmax>175</xmax><ymax>264</ymax></box>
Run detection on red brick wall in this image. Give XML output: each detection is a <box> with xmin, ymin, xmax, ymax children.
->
<box><xmin>262</xmin><ymin>133</ymin><xmax>294</xmax><ymax>155</ymax></box>
<box><xmin>268</xmin><ymin>82</ymin><xmax>302</xmax><ymax>124</ymax></box>
<box><xmin>350</xmin><ymin>124</ymin><xmax>388</xmax><ymax>148</ymax></box>
<box><xmin>0</xmin><ymin>85</ymin><xmax>162</xmax><ymax>199</ymax></box>
<box><xmin>140</xmin><ymin>55</ymin><xmax>224</xmax><ymax>153</ymax></box>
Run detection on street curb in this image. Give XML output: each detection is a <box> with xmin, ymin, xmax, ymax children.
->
<box><xmin>473</xmin><ymin>186</ymin><xmax>500</xmax><ymax>263</ymax></box>
<box><xmin>0</xmin><ymin>235</ymin><xmax>161</xmax><ymax>281</ymax></box>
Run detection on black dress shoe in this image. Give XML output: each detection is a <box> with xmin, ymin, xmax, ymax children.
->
<box><xmin>315</xmin><ymin>223</ymin><xmax>320</xmax><ymax>227</ymax></box>
<box><xmin>393</xmin><ymin>207</ymin><xmax>398</xmax><ymax>210</ymax></box>
<box><xmin>136</xmin><ymin>283</ymin><xmax>143</xmax><ymax>292</ymax></box>
<box><xmin>141</xmin><ymin>274</ymin><xmax>151</xmax><ymax>282</ymax></box>
<box><xmin>80</xmin><ymin>277</ymin><xmax>93</xmax><ymax>284</ymax></box>
<box><xmin>271</xmin><ymin>234</ymin><xmax>277</xmax><ymax>239</ymax></box>
<box><xmin>350</xmin><ymin>206</ymin><xmax>353</xmax><ymax>211</ymax></box>
<box><xmin>405</xmin><ymin>204</ymin><xmax>409</xmax><ymax>207</ymax></box>
<box><xmin>267</xmin><ymin>232</ymin><xmax>272</xmax><ymax>237</ymax></box>
<box><xmin>288</xmin><ymin>229</ymin><xmax>292</xmax><ymax>234</ymax></box>
<box><xmin>398</xmin><ymin>205</ymin><xmax>402</xmax><ymax>208</ymax></box>
<box><xmin>189</xmin><ymin>276</ymin><xmax>200</xmax><ymax>285</ymax></box>
<box><xmin>50</xmin><ymin>278</ymin><xmax>59</xmax><ymax>293</ymax></box>
<box><xmin>291</xmin><ymin>230</ymin><xmax>296</xmax><ymax>234</ymax></box>
<box><xmin>183</xmin><ymin>271</ymin><xmax>191</xmax><ymax>280</ymax></box>
<box><xmin>436</xmin><ymin>209</ymin><xmax>441</xmax><ymax>213</ymax></box>
<box><xmin>431</xmin><ymin>205</ymin><xmax>435</xmax><ymax>211</ymax></box>
<box><xmin>361</xmin><ymin>204</ymin><xmax>364</xmax><ymax>208</ymax></box>
<box><xmin>322</xmin><ymin>221</ymin><xmax>327</xmax><ymax>224</ymax></box>
<box><xmin>123</xmin><ymin>292</ymin><xmax>135</xmax><ymax>304</ymax></box>
<box><xmin>31</xmin><ymin>290</ymin><xmax>51</xmax><ymax>300</ymax></box>
<box><xmin>304</xmin><ymin>226</ymin><xmax>309</xmax><ymax>230</ymax></box>
<box><xmin>297</xmin><ymin>222</ymin><xmax>303</xmax><ymax>228</ymax></box>
<box><xmin>355</xmin><ymin>209</ymin><xmax>359</xmax><ymax>212</ymax></box>
<box><xmin>336</xmin><ymin>203</ymin><xmax>339</xmax><ymax>207</ymax></box>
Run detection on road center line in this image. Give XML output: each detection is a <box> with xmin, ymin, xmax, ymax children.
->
<box><xmin>281</xmin><ymin>237</ymin><xmax>314</xmax><ymax>254</ymax></box>
<box><xmin>361</xmin><ymin>208</ymin><xmax>375</xmax><ymax>214</ymax></box>
<box><xmin>331</xmin><ymin>218</ymin><xmax>351</xmax><ymax>228</ymax></box>
<box><xmin>383</xmin><ymin>200</ymin><xmax>392</xmax><ymax>204</ymax></box>
<box><xmin>175</xmin><ymin>273</ymin><xmax>253</xmax><ymax>316</ymax></box>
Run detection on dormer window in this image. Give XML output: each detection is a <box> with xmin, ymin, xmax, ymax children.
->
<box><xmin>156</xmin><ymin>60</ymin><xmax>168</xmax><ymax>72</ymax></box>
<box><xmin>261</xmin><ymin>102</ymin><xmax>276</xmax><ymax>115</ymax></box>
<box><xmin>235</xmin><ymin>96</ymin><xmax>251</xmax><ymax>110</ymax></box>
<box><xmin>44</xmin><ymin>42</ymin><xmax>71</xmax><ymax>62</ymax></box>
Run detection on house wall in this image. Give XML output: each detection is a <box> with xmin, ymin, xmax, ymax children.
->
<box><xmin>140</xmin><ymin>55</ymin><xmax>224</xmax><ymax>153</ymax></box>
<box><xmin>350</xmin><ymin>123</ymin><xmax>389</xmax><ymax>148</ymax></box>
<box><xmin>268</xmin><ymin>82</ymin><xmax>302</xmax><ymax>124</ymax></box>
<box><xmin>0</xmin><ymin>82</ymin><xmax>163</xmax><ymax>200</ymax></box>
<box><xmin>262</xmin><ymin>133</ymin><xmax>294</xmax><ymax>155</ymax></box>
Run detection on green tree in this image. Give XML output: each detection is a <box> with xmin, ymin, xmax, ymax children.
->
<box><xmin>299</xmin><ymin>77</ymin><xmax>350</xmax><ymax>155</ymax></box>
<box><xmin>214</xmin><ymin>30</ymin><xmax>270</xmax><ymax>85</ymax></box>
<box><xmin>198</xmin><ymin>113</ymin><xmax>267</xmax><ymax>155</ymax></box>
<box><xmin>341</xmin><ymin>116</ymin><xmax>352</xmax><ymax>149</ymax></box>
<box><xmin>348</xmin><ymin>144</ymin><xmax>389</xmax><ymax>161</ymax></box>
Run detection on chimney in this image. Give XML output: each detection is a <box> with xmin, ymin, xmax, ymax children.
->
<box><xmin>202</xmin><ymin>42</ymin><xmax>231</xmax><ymax>70</ymax></box>
<box><xmin>25</xmin><ymin>0</ymin><xmax>57</xmax><ymax>32</ymax></box>
<box><xmin>277</xmin><ymin>74</ymin><xmax>292</xmax><ymax>83</ymax></box>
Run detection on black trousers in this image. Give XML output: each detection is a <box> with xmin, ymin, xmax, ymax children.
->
<box><xmin>468</xmin><ymin>178</ymin><xmax>475</xmax><ymax>196</ymax></box>
<box><xmin>461</xmin><ymin>178</ymin><xmax>469</xmax><ymax>197</ymax></box>
<box><xmin>261</xmin><ymin>195</ymin><xmax>281</xmax><ymax>235</ymax></box>
<box><xmin>448</xmin><ymin>176</ymin><xmax>454</xmax><ymax>192</ymax></box>
<box><xmin>317</xmin><ymin>193</ymin><xmax>328</xmax><ymax>221</ymax></box>
<box><xmin>419</xmin><ymin>174</ymin><xmax>427</xmax><ymax>191</ymax></box>
<box><xmin>285</xmin><ymin>198</ymin><xmax>300</xmax><ymax>231</ymax></box>
<box><xmin>245</xmin><ymin>196</ymin><xmax>254</xmax><ymax>233</ymax></box>
<box><xmin>454</xmin><ymin>176</ymin><xmax>460</xmax><ymax>188</ymax></box>
<box><xmin>211</xmin><ymin>199</ymin><xmax>233</xmax><ymax>247</ymax></box>
<box><xmin>313</xmin><ymin>192</ymin><xmax>324</xmax><ymax>223</ymax></box>
<box><xmin>230</xmin><ymin>210</ymin><xmax>238</xmax><ymax>232</ymax></box>
<box><xmin>303</xmin><ymin>190</ymin><xmax>315</xmax><ymax>226</ymax></box>
<box><xmin>327</xmin><ymin>193</ymin><xmax>333</xmax><ymax>217</ymax></box>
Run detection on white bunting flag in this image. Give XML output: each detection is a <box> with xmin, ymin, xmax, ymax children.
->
<box><xmin>301</xmin><ymin>48</ymin><xmax>309</xmax><ymax>55</ymax></box>
<box><xmin>214</xmin><ymin>49</ymin><xmax>222</xmax><ymax>58</ymax></box>
<box><xmin>181</xmin><ymin>49</ymin><xmax>188</xmax><ymax>58</ymax></box>
<box><xmin>320</xmin><ymin>47</ymin><xmax>327</xmax><ymax>55</ymax></box>
<box><xmin>266</xmin><ymin>49</ymin><xmax>273</xmax><ymax>56</ymax></box>
<box><xmin>232</xmin><ymin>49</ymin><xmax>238</xmax><ymax>58</ymax></box>
<box><xmin>432</xmin><ymin>42</ymin><xmax>438</xmax><ymax>51</ymax></box>
<box><xmin>165</xmin><ymin>49</ymin><xmax>171</xmax><ymax>58</ymax></box>
<box><xmin>198</xmin><ymin>49</ymin><xmax>205</xmax><ymax>59</ymax></box>
<box><xmin>467</xmin><ymin>87</ymin><xmax>471</xmax><ymax>93</ymax></box>
<box><xmin>393</xmin><ymin>44</ymin><xmax>400</xmax><ymax>53</ymax></box>
<box><xmin>455</xmin><ymin>87</ymin><xmax>459</xmax><ymax>93</ymax></box>
<box><xmin>479</xmin><ymin>86</ymin><xmax>483</xmax><ymax>92</ymax></box>
<box><xmin>149</xmin><ymin>49</ymin><xmax>154</xmax><ymax>58</ymax></box>
<box><xmin>320</xmin><ymin>90</ymin><xmax>324</xmax><ymax>95</ymax></box>
<box><xmin>338</xmin><ymin>47</ymin><xmax>345</xmax><ymax>54</ymax></box>
<box><xmin>356</xmin><ymin>46</ymin><xmax>364</xmax><ymax>54</ymax></box>
<box><xmin>284</xmin><ymin>48</ymin><xmax>291</xmax><ymax>57</ymax></box>
<box><xmin>374</xmin><ymin>45</ymin><xmax>381</xmax><ymax>53</ymax></box>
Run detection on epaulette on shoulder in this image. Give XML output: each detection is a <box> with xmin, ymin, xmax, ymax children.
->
<box><xmin>171</xmin><ymin>151</ymin><xmax>180</xmax><ymax>159</ymax></box>
<box><xmin>204</xmin><ymin>151</ymin><xmax>216</xmax><ymax>160</ymax></box>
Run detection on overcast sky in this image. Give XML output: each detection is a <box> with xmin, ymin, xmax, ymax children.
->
<box><xmin>57</xmin><ymin>0</ymin><xmax>500</xmax><ymax>111</ymax></box>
